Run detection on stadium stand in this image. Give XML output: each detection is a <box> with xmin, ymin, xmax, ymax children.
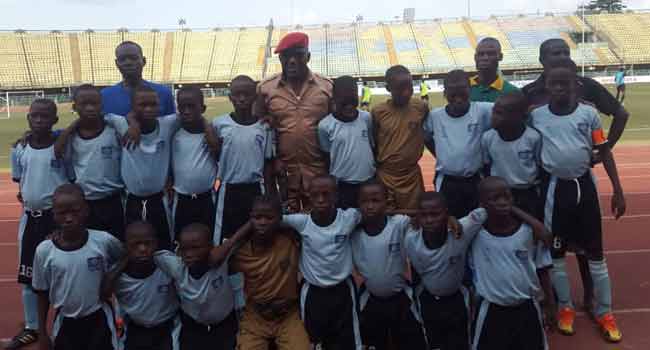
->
<box><xmin>0</xmin><ymin>12</ymin><xmax>643</xmax><ymax>89</ymax></box>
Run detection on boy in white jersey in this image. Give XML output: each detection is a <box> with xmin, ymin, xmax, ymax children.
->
<box><xmin>481</xmin><ymin>91</ymin><xmax>542</xmax><ymax>218</ymax></box>
<box><xmin>153</xmin><ymin>223</ymin><xmax>237</xmax><ymax>350</ymax></box>
<box><xmin>318</xmin><ymin>76</ymin><xmax>375</xmax><ymax>209</ymax></box>
<box><xmin>404</xmin><ymin>192</ymin><xmax>487</xmax><ymax>350</ymax></box>
<box><xmin>170</xmin><ymin>86</ymin><xmax>219</xmax><ymax>236</ymax></box>
<box><xmin>282</xmin><ymin>175</ymin><xmax>362</xmax><ymax>349</ymax></box>
<box><xmin>9</xmin><ymin>99</ymin><xmax>72</xmax><ymax>350</ymax></box>
<box><xmin>213</xmin><ymin>75</ymin><xmax>275</xmax><ymax>243</ymax></box>
<box><xmin>102</xmin><ymin>222</ymin><xmax>179</xmax><ymax>350</ymax></box>
<box><xmin>530</xmin><ymin>58</ymin><xmax>626</xmax><ymax>342</ymax></box>
<box><xmin>351</xmin><ymin>181</ymin><xmax>427</xmax><ymax>349</ymax></box>
<box><xmin>57</xmin><ymin>84</ymin><xmax>126</xmax><ymax>240</ymax></box>
<box><xmin>32</xmin><ymin>184</ymin><xmax>123</xmax><ymax>350</ymax></box>
<box><xmin>471</xmin><ymin>177</ymin><xmax>554</xmax><ymax>350</ymax></box>
<box><xmin>424</xmin><ymin>69</ymin><xmax>493</xmax><ymax>218</ymax></box>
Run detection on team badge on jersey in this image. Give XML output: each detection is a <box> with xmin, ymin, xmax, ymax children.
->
<box><xmin>518</xmin><ymin>150</ymin><xmax>534</xmax><ymax>166</ymax></box>
<box><xmin>515</xmin><ymin>249</ymin><xmax>529</xmax><ymax>261</ymax></box>
<box><xmin>577</xmin><ymin>122</ymin><xmax>590</xmax><ymax>137</ymax></box>
<box><xmin>467</xmin><ymin>123</ymin><xmax>479</xmax><ymax>134</ymax></box>
<box><xmin>389</xmin><ymin>242</ymin><xmax>401</xmax><ymax>254</ymax></box>
<box><xmin>87</xmin><ymin>256</ymin><xmax>104</xmax><ymax>272</ymax></box>
<box><xmin>334</xmin><ymin>235</ymin><xmax>347</xmax><ymax>244</ymax></box>
<box><xmin>101</xmin><ymin>146</ymin><xmax>113</xmax><ymax>159</ymax></box>
<box><xmin>50</xmin><ymin>158</ymin><xmax>62</xmax><ymax>168</ymax></box>
<box><xmin>449</xmin><ymin>254</ymin><xmax>462</xmax><ymax>265</ymax></box>
<box><xmin>158</xmin><ymin>284</ymin><xmax>171</xmax><ymax>293</ymax></box>
<box><xmin>156</xmin><ymin>140</ymin><xmax>165</xmax><ymax>151</ymax></box>
<box><xmin>361</xmin><ymin>129</ymin><xmax>368</xmax><ymax>138</ymax></box>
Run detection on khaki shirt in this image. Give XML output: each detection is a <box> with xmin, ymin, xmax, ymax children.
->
<box><xmin>371</xmin><ymin>98</ymin><xmax>428</xmax><ymax>209</ymax></box>
<box><xmin>232</xmin><ymin>231</ymin><xmax>301</xmax><ymax>305</ymax></box>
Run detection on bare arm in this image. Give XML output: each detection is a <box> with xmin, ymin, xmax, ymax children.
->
<box><xmin>202</xmin><ymin>118</ymin><xmax>221</xmax><ymax>160</ymax></box>
<box><xmin>53</xmin><ymin>119</ymin><xmax>79</xmax><ymax>159</ymax></box>
<box><xmin>36</xmin><ymin>291</ymin><xmax>51</xmax><ymax>350</ymax></box>
<box><xmin>607</xmin><ymin>107</ymin><xmax>629</xmax><ymax>148</ymax></box>
<box><xmin>598</xmin><ymin>144</ymin><xmax>626</xmax><ymax>219</ymax></box>
<box><xmin>511</xmin><ymin>206</ymin><xmax>552</xmax><ymax>246</ymax></box>
<box><xmin>424</xmin><ymin>138</ymin><xmax>436</xmax><ymax>158</ymax></box>
<box><xmin>263</xmin><ymin>160</ymin><xmax>278</xmax><ymax>198</ymax></box>
<box><xmin>100</xmin><ymin>256</ymin><xmax>128</xmax><ymax>303</ymax></box>
<box><xmin>208</xmin><ymin>221</ymin><xmax>254</xmax><ymax>267</ymax></box>
<box><xmin>538</xmin><ymin>268</ymin><xmax>557</xmax><ymax>332</ymax></box>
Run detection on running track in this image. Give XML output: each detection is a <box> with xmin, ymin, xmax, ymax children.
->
<box><xmin>1</xmin><ymin>146</ymin><xmax>649</xmax><ymax>349</ymax></box>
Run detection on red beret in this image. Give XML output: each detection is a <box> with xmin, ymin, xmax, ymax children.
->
<box><xmin>275</xmin><ymin>32</ymin><xmax>309</xmax><ymax>54</ymax></box>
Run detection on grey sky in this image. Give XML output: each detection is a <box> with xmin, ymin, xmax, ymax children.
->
<box><xmin>1</xmin><ymin>0</ymin><xmax>650</xmax><ymax>30</ymax></box>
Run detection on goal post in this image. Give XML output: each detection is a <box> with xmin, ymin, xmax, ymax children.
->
<box><xmin>0</xmin><ymin>90</ymin><xmax>46</xmax><ymax>120</ymax></box>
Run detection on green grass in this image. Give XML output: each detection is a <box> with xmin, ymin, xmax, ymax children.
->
<box><xmin>2</xmin><ymin>84</ymin><xmax>649</xmax><ymax>169</ymax></box>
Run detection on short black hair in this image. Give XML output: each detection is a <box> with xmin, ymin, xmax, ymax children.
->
<box><xmin>116</xmin><ymin>41</ymin><xmax>143</xmax><ymax>57</ymax></box>
<box><xmin>496</xmin><ymin>91</ymin><xmax>529</xmax><ymax>116</ymax></box>
<box><xmin>478</xmin><ymin>176</ymin><xmax>509</xmax><ymax>198</ymax></box>
<box><xmin>231</xmin><ymin>75</ymin><xmax>256</xmax><ymax>85</ymax></box>
<box><xmin>125</xmin><ymin>221</ymin><xmax>156</xmax><ymax>240</ymax></box>
<box><xmin>131</xmin><ymin>85</ymin><xmax>158</xmax><ymax>106</ymax></box>
<box><xmin>418</xmin><ymin>191</ymin><xmax>447</xmax><ymax>209</ymax></box>
<box><xmin>477</xmin><ymin>37</ymin><xmax>501</xmax><ymax>51</ymax></box>
<box><xmin>53</xmin><ymin>183</ymin><xmax>85</xmax><ymax>202</ymax></box>
<box><xmin>73</xmin><ymin>84</ymin><xmax>100</xmax><ymax>102</ymax></box>
<box><xmin>309</xmin><ymin>174</ymin><xmax>337</xmax><ymax>190</ymax></box>
<box><xmin>359</xmin><ymin>179</ymin><xmax>386</xmax><ymax>196</ymax></box>
<box><xmin>30</xmin><ymin>98</ymin><xmax>57</xmax><ymax>116</ymax></box>
<box><xmin>333</xmin><ymin>75</ymin><xmax>357</xmax><ymax>96</ymax></box>
<box><xmin>385</xmin><ymin>65</ymin><xmax>411</xmax><ymax>83</ymax></box>
<box><xmin>539</xmin><ymin>39</ymin><xmax>569</xmax><ymax>59</ymax></box>
<box><xmin>444</xmin><ymin>69</ymin><xmax>469</xmax><ymax>89</ymax></box>
<box><xmin>179</xmin><ymin>223</ymin><xmax>212</xmax><ymax>242</ymax></box>
<box><xmin>545</xmin><ymin>57</ymin><xmax>578</xmax><ymax>75</ymax></box>
<box><xmin>177</xmin><ymin>86</ymin><xmax>205</xmax><ymax>105</ymax></box>
<box><xmin>252</xmin><ymin>194</ymin><xmax>283</xmax><ymax>215</ymax></box>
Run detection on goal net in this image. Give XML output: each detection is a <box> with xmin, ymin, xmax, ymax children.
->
<box><xmin>0</xmin><ymin>90</ymin><xmax>46</xmax><ymax>120</ymax></box>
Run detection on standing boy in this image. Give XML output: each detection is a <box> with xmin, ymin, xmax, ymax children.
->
<box><xmin>8</xmin><ymin>99</ymin><xmax>72</xmax><ymax>350</ymax></box>
<box><xmin>471</xmin><ymin>177</ymin><xmax>554</xmax><ymax>350</ymax></box>
<box><xmin>32</xmin><ymin>184</ymin><xmax>124</xmax><ymax>350</ymax></box>
<box><xmin>170</xmin><ymin>86</ymin><xmax>219</xmax><ymax>236</ymax></box>
<box><xmin>102</xmin><ymin>221</ymin><xmax>180</xmax><ymax>350</ymax></box>
<box><xmin>283</xmin><ymin>175</ymin><xmax>363</xmax><ymax>349</ymax></box>
<box><xmin>351</xmin><ymin>181</ymin><xmax>427</xmax><ymax>350</ymax></box>
<box><xmin>213</xmin><ymin>75</ymin><xmax>275</xmax><ymax>243</ymax></box>
<box><xmin>372</xmin><ymin>65</ymin><xmax>428</xmax><ymax>210</ymax></box>
<box><xmin>404</xmin><ymin>192</ymin><xmax>487</xmax><ymax>350</ymax></box>
<box><xmin>481</xmin><ymin>91</ymin><xmax>543</xmax><ymax>218</ymax></box>
<box><xmin>318</xmin><ymin>75</ymin><xmax>375</xmax><ymax>209</ymax></box>
<box><xmin>615</xmin><ymin>67</ymin><xmax>626</xmax><ymax>104</ymax></box>
<box><xmin>153</xmin><ymin>224</ymin><xmax>237</xmax><ymax>350</ymax></box>
<box><xmin>530</xmin><ymin>58</ymin><xmax>626</xmax><ymax>342</ymax></box>
<box><xmin>424</xmin><ymin>69</ymin><xmax>493</xmax><ymax>218</ymax></box>
<box><xmin>59</xmin><ymin>84</ymin><xmax>125</xmax><ymax>240</ymax></box>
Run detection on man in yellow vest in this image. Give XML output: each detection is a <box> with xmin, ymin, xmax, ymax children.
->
<box><xmin>360</xmin><ymin>81</ymin><xmax>372</xmax><ymax>111</ymax></box>
<box><xmin>419</xmin><ymin>79</ymin><xmax>429</xmax><ymax>103</ymax></box>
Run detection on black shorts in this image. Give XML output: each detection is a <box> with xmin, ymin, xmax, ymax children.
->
<box><xmin>18</xmin><ymin>209</ymin><xmax>55</xmax><ymax>284</ymax></box>
<box><xmin>88</xmin><ymin>192</ymin><xmax>126</xmax><ymax>241</ymax></box>
<box><xmin>125</xmin><ymin>192</ymin><xmax>172</xmax><ymax>251</ymax></box>
<box><xmin>473</xmin><ymin>299</ymin><xmax>546</xmax><ymax>350</ymax></box>
<box><xmin>435</xmin><ymin>173</ymin><xmax>481</xmax><ymax>218</ymax></box>
<box><xmin>300</xmin><ymin>279</ymin><xmax>362</xmax><ymax>349</ymax></box>
<box><xmin>179</xmin><ymin>311</ymin><xmax>237</xmax><ymax>350</ymax></box>
<box><xmin>53</xmin><ymin>307</ymin><xmax>115</xmax><ymax>350</ymax></box>
<box><xmin>337</xmin><ymin>181</ymin><xmax>362</xmax><ymax>209</ymax></box>
<box><xmin>617</xmin><ymin>84</ymin><xmax>626</xmax><ymax>91</ymax></box>
<box><xmin>172</xmin><ymin>190</ymin><xmax>216</xmax><ymax>240</ymax></box>
<box><xmin>359</xmin><ymin>287</ymin><xmax>427</xmax><ymax>350</ymax></box>
<box><xmin>125</xmin><ymin>317</ymin><xmax>175</xmax><ymax>350</ymax></box>
<box><xmin>541</xmin><ymin>171</ymin><xmax>603</xmax><ymax>259</ymax></box>
<box><xmin>214</xmin><ymin>182</ymin><xmax>263</xmax><ymax>243</ymax></box>
<box><xmin>418</xmin><ymin>287</ymin><xmax>470</xmax><ymax>350</ymax></box>
<box><xmin>511</xmin><ymin>186</ymin><xmax>543</xmax><ymax>220</ymax></box>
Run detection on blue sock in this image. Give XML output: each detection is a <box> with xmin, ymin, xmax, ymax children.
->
<box><xmin>22</xmin><ymin>285</ymin><xmax>39</xmax><ymax>330</ymax></box>
<box><xmin>589</xmin><ymin>259</ymin><xmax>612</xmax><ymax>317</ymax></box>
<box><xmin>551</xmin><ymin>258</ymin><xmax>574</xmax><ymax>310</ymax></box>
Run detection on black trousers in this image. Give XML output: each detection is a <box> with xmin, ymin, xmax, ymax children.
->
<box><xmin>473</xmin><ymin>299</ymin><xmax>545</xmax><ymax>350</ymax></box>
<box><xmin>337</xmin><ymin>181</ymin><xmax>362</xmax><ymax>209</ymax></box>
<box><xmin>436</xmin><ymin>173</ymin><xmax>481</xmax><ymax>218</ymax></box>
<box><xmin>173</xmin><ymin>191</ymin><xmax>215</xmax><ymax>240</ymax></box>
<box><xmin>510</xmin><ymin>186</ymin><xmax>543</xmax><ymax>220</ymax></box>
<box><xmin>18</xmin><ymin>209</ymin><xmax>54</xmax><ymax>284</ymax></box>
<box><xmin>419</xmin><ymin>288</ymin><xmax>469</xmax><ymax>350</ymax></box>
<box><xmin>215</xmin><ymin>182</ymin><xmax>262</xmax><ymax>243</ymax></box>
<box><xmin>301</xmin><ymin>279</ymin><xmax>361</xmax><ymax>350</ymax></box>
<box><xmin>179</xmin><ymin>311</ymin><xmax>237</xmax><ymax>350</ymax></box>
<box><xmin>124</xmin><ymin>317</ymin><xmax>174</xmax><ymax>350</ymax></box>
<box><xmin>87</xmin><ymin>192</ymin><xmax>126</xmax><ymax>241</ymax></box>
<box><xmin>54</xmin><ymin>308</ymin><xmax>114</xmax><ymax>350</ymax></box>
<box><xmin>125</xmin><ymin>192</ymin><xmax>172</xmax><ymax>250</ymax></box>
<box><xmin>359</xmin><ymin>289</ymin><xmax>427</xmax><ymax>350</ymax></box>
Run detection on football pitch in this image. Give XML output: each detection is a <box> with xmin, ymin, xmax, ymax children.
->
<box><xmin>1</xmin><ymin>83</ymin><xmax>649</xmax><ymax>170</ymax></box>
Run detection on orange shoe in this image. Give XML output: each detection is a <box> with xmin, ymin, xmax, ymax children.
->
<box><xmin>557</xmin><ymin>307</ymin><xmax>576</xmax><ymax>336</ymax></box>
<box><xmin>115</xmin><ymin>317</ymin><xmax>125</xmax><ymax>338</ymax></box>
<box><xmin>597</xmin><ymin>313</ymin><xmax>622</xmax><ymax>343</ymax></box>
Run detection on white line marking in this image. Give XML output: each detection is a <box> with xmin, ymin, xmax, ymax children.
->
<box><xmin>603</xmin><ymin>214</ymin><xmax>650</xmax><ymax>220</ymax></box>
<box><xmin>0</xmin><ymin>219</ymin><xmax>18</xmax><ymax>223</ymax></box>
<box><xmin>577</xmin><ymin>308</ymin><xmax>650</xmax><ymax>316</ymax></box>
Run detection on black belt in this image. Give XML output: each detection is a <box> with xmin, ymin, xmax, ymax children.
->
<box><xmin>128</xmin><ymin>192</ymin><xmax>164</xmax><ymax>201</ymax></box>
<box><xmin>89</xmin><ymin>191</ymin><xmax>122</xmax><ymax>203</ymax></box>
<box><xmin>126</xmin><ymin>315</ymin><xmax>175</xmax><ymax>330</ymax></box>
<box><xmin>422</xmin><ymin>288</ymin><xmax>462</xmax><ymax>301</ymax></box>
<box><xmin>177</xmin><ymin>190</ymin><xmax>212</xmax><ymax>200</ymax></box>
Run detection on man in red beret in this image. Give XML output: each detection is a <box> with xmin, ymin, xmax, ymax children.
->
<box><xmin>255</xmin><ymin>32</ymin><xmax>333</xmax><ymax>213</ymax></box>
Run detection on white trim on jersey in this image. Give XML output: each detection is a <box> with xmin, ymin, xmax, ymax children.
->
<box><xmin>213</xmin><ymin>185</ymin><xmax>226</xmax><ymax>245</ymax></box>
<box><xmin>345</xmin><ymin>278</ymin><xmax>363</xmax><ymax>350</ymax></box>
<box><xmin>472</xmin><ymin>299</ymin><xmax>490</xmax><ymax>348</ymax></box>
<box><xmin>435</xmin><ymin>173</ymin><xmax>444</xmax><ymax>192</ymax></box>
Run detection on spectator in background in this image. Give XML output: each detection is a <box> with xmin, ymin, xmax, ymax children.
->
<box><xmin>255</xmin><ymin>32</ymin><xmax>333</xmax><ymax>213</ymax></box>
<box><xmin>361</xmin><ymin>81</ymin><xmax>372</xmax><ymax>111</ymax></box>
<box><xmin>615</xmin><ymin>66</ymin><xmax>626</xmax><ymax>104</ymax></box>
<box><xmin>470</xmin><ymin>37</ymin><xmax>519</xmax><ymax>102</ymax></box>
<box><xmin>101</xmin><ymin>41</ymin><xmax>175</xmax><ymax>117</ymax></box>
